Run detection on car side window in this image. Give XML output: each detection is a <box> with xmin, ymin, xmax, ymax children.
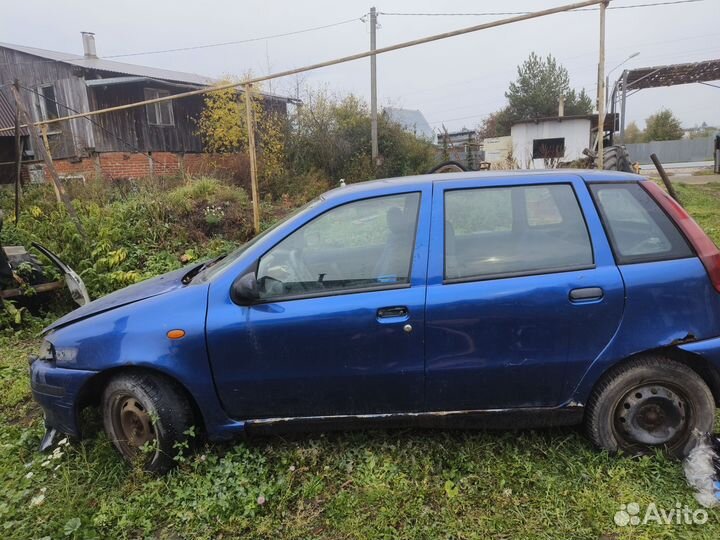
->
<box><xmin>590</xmin><ymin>183</ymin><xmax>693</xmax><ymax>264</ymax></box>
<box><xmin>445</xmin><ymin>184</ymin><xmax>593</xmax><ymax>280</ymax></box>
<box><xmin>257</xmin><ymin>193</ymin><xmax>421</xmax><ymax>299</ymax></box>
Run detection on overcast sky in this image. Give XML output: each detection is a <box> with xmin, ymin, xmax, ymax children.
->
<box><xmin>1</xmin><ymin>0</ymin><xmax>718</xmax><ymax>134</ymax></box>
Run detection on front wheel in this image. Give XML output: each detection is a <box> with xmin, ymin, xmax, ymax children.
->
<box><xmin>102</xmin><ymin>372</ymin><xmax>194</xmax><ymax>473</ymax></box>
<box><xmin>585</xmin><ymin>356</ymin><xmax>715</xmax><ymax>458</ymax></box>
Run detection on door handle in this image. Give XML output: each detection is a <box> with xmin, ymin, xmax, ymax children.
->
<box><xmin>569</xmin><ymin>287</ymin><xmax>604</xmax><ymax>302</ymax></box>
<box><xmin>377</xmin><ymin>306</ymin><xmax>409</xmax><ymax>319</ymax></box>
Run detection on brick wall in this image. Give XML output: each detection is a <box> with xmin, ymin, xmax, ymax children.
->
<box><xmin>23</xmin><ymin>151</ymin><xmax>249</xmax><ymax>183</ymax></box>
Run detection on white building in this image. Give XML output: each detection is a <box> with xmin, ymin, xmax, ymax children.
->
<box><xmin>511</xmin><ymin>114</ymin><xmax>614</xmax><ymax>169</ymax></box>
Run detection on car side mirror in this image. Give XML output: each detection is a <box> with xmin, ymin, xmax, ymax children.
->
<box><xmin>231</xmin><ymin>271</ymin><xmax>259</xmax><ymax>305</ymax></box>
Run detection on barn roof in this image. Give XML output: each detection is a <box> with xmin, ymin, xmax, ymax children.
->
<box><xmin>0</xmin><ymin>41</ymin><xmax>298</xmax><ymax>103</ymax></box>
<box><xmin>620</xmin><ymin>58</ymin><xmax>720</xmax><ymax>90</ymax></box>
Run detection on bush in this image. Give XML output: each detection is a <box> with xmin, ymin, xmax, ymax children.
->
<box><xmin>0</xmin><ymin>176</ymin><xmax>269</xmax><ymax>306</ymax></box>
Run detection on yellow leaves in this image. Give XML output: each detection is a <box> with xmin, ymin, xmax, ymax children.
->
<box><xmin>197</xmin><ymin>80</ymin><xmax>287</xmax><ymax>186</ymax></box>
<box><xmin>91</xmin><ymin>247</ymin><xmax>127</xmax><ymax>273</ymax></box>
<box><xmin>29</xmin><ymin>206</ymin><xmax>43</xmax><ymax>219</ymax></box>
<box><xmin>197</xmin><ymin>83</ymin><xmax>253</xmax><ymax>153</ymax></box>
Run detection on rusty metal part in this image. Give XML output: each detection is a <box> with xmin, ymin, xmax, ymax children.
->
<box><xmin>113</xmin><ymin>395</ymin><xmax>156</xmax><ymax>457</ymax></box>
<box><xmin>0</xmin><ymin>279</ymin><xmax>64</xmax><ymax>299</ymax></box>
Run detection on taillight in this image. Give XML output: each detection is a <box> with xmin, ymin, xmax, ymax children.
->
<box><xmin>641</xmin><ymin>180</ymin><xmax>720</xmax><ymax>292</ymax></box>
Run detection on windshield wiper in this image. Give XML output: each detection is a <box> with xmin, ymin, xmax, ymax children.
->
<box><xmin>182</xmin><ymin>255</ymin><xmax>226</xmax><ymax>284</ymax></box>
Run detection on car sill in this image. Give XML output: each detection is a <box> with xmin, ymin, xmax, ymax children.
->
<box><xmin>242</xmin><ymin>406</ymin><xmax>584</xmax><ymax>434</ymax></box>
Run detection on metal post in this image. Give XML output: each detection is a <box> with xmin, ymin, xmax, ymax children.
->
<box><xmin>619</xmin><ymin>69</ymin><xmax>628</xmax><ymax>144</ymax></box>
<box><xmin>650</xmin><ymin>153</ymin><xmax>681</xmax><ymax>204</ymax></box>
<box><xmin>370</xmin><ymin>6</ymin><xmax>379</xmax><ymax>169</ymax></box>
<box><xmin>244</xmin><ymin>84</ymin><xmax>261</xmax><ymax>234</ymax></box>
<box><xmin>597</xmin><ymin>1</ymin><xmax>608</xmax><ymax>168</ymax></box>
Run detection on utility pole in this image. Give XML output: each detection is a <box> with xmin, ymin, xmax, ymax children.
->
<box><xmin>243</xmin><ymin>84</ymin><xmax>260</xmax><ymax>235</ymax></box>
<box><xmin>596</xmin><ymin>0</ymin><xmax>608</xmax><ymax>169</ymax></box>
<box><xmin>370</xmin><ymin>6</ymin><xmax>379</xmax><ymax>169</ymax></box>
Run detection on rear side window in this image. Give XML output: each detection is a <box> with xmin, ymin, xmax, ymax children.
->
<box><xmin>444</xmin><ymin>184</ymin><xmax>593</xmax><ymax>280</ymax></box>
<box><xmin>590</xmin><ymin>183</ymin><xmax>693</xmax><ymax>264</ymax></box>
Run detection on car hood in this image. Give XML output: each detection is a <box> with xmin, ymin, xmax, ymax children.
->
<box><xmin>43</xmin><ymin>265</ymin><xmax>195</xmax><ymax>333</ymax></box>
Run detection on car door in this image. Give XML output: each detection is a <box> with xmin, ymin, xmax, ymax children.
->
<box><xmin>206</xmin><ymin>186</ymin><xmax>431</xmax><ymax>420</ymax></box>
<box><xmin>425</xmin><ymin>175</ymin><xmax>625</xmax><ymax>411</ymax></box>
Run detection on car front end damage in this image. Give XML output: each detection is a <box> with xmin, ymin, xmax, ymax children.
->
<box><xmin>29</xmin><ymin>337</ymin><xmax>98</xmax><ymax>449</ymax></box>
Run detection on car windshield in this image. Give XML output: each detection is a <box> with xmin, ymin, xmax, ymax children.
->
<box><xmin>194</xmin><ymin>196</ymin><xmax>323</xmax><ymax>283</ymax></box>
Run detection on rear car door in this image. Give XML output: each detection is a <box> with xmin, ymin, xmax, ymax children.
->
<box><xmin>425</xmin><ymin>175</ymin><xmax>625</xmax><ymax>410</ymax></box>
<box><xmin>206</xmin><ymin>186</ymin><xmax>431</xmax><ymax>419</ymax></box>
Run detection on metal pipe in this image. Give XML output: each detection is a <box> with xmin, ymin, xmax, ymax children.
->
<box><xmin>0</xmin><ymin>0</ymin><xmax>605</xmax><ymax>134</ymax></box>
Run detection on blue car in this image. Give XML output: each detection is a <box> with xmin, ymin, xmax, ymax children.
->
<box><xmin>30</xmin><ymin>171</ymin><xmax>720</xmax><ymax>472</ymax></box>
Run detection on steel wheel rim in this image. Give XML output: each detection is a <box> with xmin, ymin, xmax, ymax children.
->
<box><xmin>613</xmin><ymin>382</ymin><xmax>691</xmax><ymax>448</ymax></box>
<box><xmin>111</xmin><ymin>394</ymin><xmax>157</xmax><ymax>459</ymax></box>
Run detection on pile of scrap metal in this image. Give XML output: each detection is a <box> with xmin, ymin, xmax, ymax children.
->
<box><xmin>0</xmin><ymin>212</ymin><xmax>89</xmax><ymax>308</ymax></box>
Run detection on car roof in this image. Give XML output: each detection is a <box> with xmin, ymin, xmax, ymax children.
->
<box><xmin>323</xmin><ymin>169</ymin><xmax>644</xmax><ymax>201</ymax></box>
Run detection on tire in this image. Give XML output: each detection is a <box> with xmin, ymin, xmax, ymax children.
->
<box><xmin>599</xmin><ymin>145</ymin><xmax>633</xmax><ymax>172</ymax></box>
<box><xmin>428</xmin><ymin>160</ymin><xmax>468</xmax><ymax>174</ymax></box>
<box><xmin>585</xmin><ymin>356</ymin><xmax>715</xmax><ymax>459</ymax></box>
<box><xmin>102</xmin><ymin>372</ymin><xmax>194</xmax><ymax>473</ymax></box>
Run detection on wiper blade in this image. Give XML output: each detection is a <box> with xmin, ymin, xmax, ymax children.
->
<box><xmin>182</xmin><ymin>255</ymin><xmax>225</xmax><ymax>284</ymax></box>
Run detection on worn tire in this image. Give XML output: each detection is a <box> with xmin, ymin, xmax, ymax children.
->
<box><xmin>585</xmin><ymin>356</ymin><xmax>715</xmax><ymax>459</ymax></box>
<box><xmin>600</xmin><ymin>145</ymin><xmax>633</xmax><ymax>172</ymax></box>
<box><xmin>102</xmin><ymin>372</ymin><xmax>194</xmax><ymax>473</ymax></box>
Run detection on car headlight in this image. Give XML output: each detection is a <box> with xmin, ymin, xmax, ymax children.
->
<box><xmin>38</xmin><ymin>339</ymin><xmax>55</xmax><ymax>362</ymax></box>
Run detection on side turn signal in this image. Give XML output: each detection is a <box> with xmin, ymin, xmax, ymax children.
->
<box><xmin>167</xmin><ymin>329</ymin><xmax>186</xmax><ymax>340</ymax></box>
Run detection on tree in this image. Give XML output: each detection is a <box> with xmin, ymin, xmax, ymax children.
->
<box><xmin>285</xmin><ymin>89</ymin><xmax>436</xmax><ymax>183</ymax></box>
<box><xmin>478</xmin><ymin>53</ymin><xmax>592</xmax><ymax>137</ymax></box>
<box><xmin>504</xmin><ymin>53</ymin><xmax>592</xmax><ymax>122</ymax></box>
<box><xmin>623</xmin><ymin>121</ymin><xmax>644</xmax><ymax>144</ymax></box>
<box><xmin>196</xmin><ymin>79</ymin><xmax>286</xmax><ymax>185</ymax></box>
<box><xmin>643</xmin><ymin>109</ymin><xmax>684</xmax><ymax>142</ymax></box>
<box><xmin>477</xmin><ymin>107</ymin><xmax>514</xmax><ymax>138</ymax></box>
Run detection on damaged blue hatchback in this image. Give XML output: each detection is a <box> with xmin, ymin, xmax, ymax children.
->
<box><xmin>30</xmin><ymin>171</ymin><xmax>720</xmax><ymax>472</ymax></box>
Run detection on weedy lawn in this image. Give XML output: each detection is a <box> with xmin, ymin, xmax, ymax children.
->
<box><xmin>1</xmin><ymin>181</ymin><xmax>720</xmax><ymax>540</ymax></box>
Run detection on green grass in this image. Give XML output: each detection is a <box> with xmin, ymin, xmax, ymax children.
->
<box><xmin>2</xmin><ymin>183</ymin><xmax>720</xmax><ymax>539</ymax></box>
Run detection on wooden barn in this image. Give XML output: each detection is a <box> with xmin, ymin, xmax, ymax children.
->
<box><xmin>0</xmin><ymin>33</ymin><xmax>296</xmax><ymax>182</ymax></box>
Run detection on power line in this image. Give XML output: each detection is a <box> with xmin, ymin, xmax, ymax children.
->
<box><xmin>379</xmin><ymin>0</ymin><xmax>704</xmax><ymax>16</ymax></box>
<box><xmin>102</xmin><ymin>17</ymin><xmax>365</xmax><ymax>59</ymax></box>
<box><xmin>0</xmin><ymin>0</ymin><xmax>607</xmax><ymax>134</ymax></box>
<box><xmin>0</xmin><ymin>16</ymin><xmax>365</xmax><ymax>67</ymax></box>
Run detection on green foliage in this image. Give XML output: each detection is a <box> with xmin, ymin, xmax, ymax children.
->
<box><xmin>644</xmin><ymin>109</ymin><xmax>685</xmax><ymax>142</ymax></box>
<box><xmin>481</xmin><ymin>53</ymin><xmax>592</xmax><ymax>137</ymax></box>
<box><xmin>196</xmin><ymin>83</ymin><xmax>252</xmax><ymax>153</ymax></box>
<box><xmin>284</xmin><ymin>89</ymin><xmax>436</xmax><ymax>188</ymax></box>
<box><xmin>623</xmin><ymin>121</ymin><xmax>644</xmax><ymax>144</ymax></box>
<box><xmin>0</xmin><ymin>177</ymin><xmax>257</xmax><ymax>305</ymax></box>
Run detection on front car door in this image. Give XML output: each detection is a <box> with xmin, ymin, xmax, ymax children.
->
<box><xmin>206</xmin><ymin>184</ymin><xmax>431</xmax><ymax>419</ymax></box>
<box><xmin>425</xmin><ymin>175</ymin><xmax>625</xmax><ymax>411</ymax></box>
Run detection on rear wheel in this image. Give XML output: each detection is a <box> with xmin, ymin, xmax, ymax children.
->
<box><xmin>585</xmin><ymin>356</ymin><xmax>715</xmax><ymax>458</ymax></box>
<box><xmin>599</xmin><ymin>145</ymin><xmax>633</xmax><ymax>172</ymax></box>
<box><xmin>102</xmin><ymin>372</ymin><xmax>194</xmax><ymax>473</ymax></box>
